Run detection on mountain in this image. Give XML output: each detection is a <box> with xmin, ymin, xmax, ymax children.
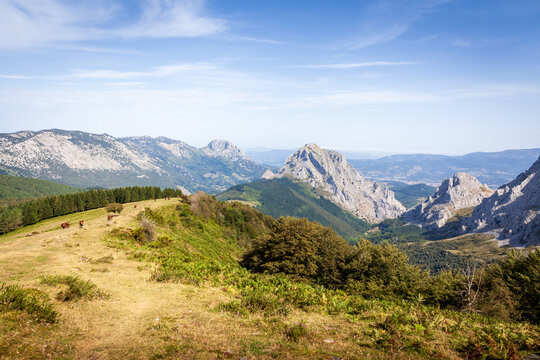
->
<box><xmin>0</xmin><ymin>175</ymin><xmax>80</xmax><ymax>200</ymax></box>
<box><xmin>401</xmin><ymin>172</ymin><xmax>494</xmax><ymax>230</ymax></box>
<box><xmin>463</xmin><ymin>156</ymin><xmax>540</xmax><ymax>246</ymax></box>
<box><xmin>348</xmin><ymin>148</ymin><xmax>540</xmax><ymax>188</ymax></box>
<box><xmin>275</xmin><ymin>144</ymin><xmax>405</xmax><ymax>222</ymax></box>
<box><xmin>0</xmin><ymin>129</ymin><xmax>165</xmax><ymax>188</ymax></box>
<box><xmin>217</xmin><ymin>177</ymin><xmax>370</xmax><ymax>239</ymax></box>
<box><xmin>0</xmin><ymin>129</ymin><xmax>268</xmax><ymax>193</ymax></box>
<box><xmin>121</xmin><ymin>136</ymin><xmax>268</xmax><ymax>193</ymax></box>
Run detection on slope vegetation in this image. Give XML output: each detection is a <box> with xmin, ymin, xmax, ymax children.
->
<box><xmin>1</xmin><ymin>197</ymin><xmax>538</xmax><ymax>359</ymax></box>
<box><xmin>217</xmin><ymin>177</ymin><xmax>370</xmax><ymax>239</ymax></box>
<box><xmin>0</xmin><ymin>175</ymin><xmax>79</xmax><ymax>200</ymax></box>
<box><xmin>384</xmin><ymin>181</ymin><xmax>436</xmax><ymax>208</ymax></box>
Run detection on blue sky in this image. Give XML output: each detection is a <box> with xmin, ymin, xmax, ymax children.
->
<box><xmin>1</xmin><ymin>0</ymin><xmax>539</xmax><ymax>154</ymax></box>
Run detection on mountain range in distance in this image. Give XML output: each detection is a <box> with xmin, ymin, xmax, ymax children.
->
<box><xmin>0</xmin><ymin>129</ymin><xmax>268</xmax><ymax>193</ymax></box>
<box><xmin>249</xmin><ymin>147</ymin><xmax>540</xmax><ymax>188</ymax></box>
<box><xmin>0</xmin><ymin>128</ymin><xmax>538</xmax><ymax>246</ymax></box>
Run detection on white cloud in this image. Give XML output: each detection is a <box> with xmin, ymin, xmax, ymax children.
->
<box><xmin>117</xmin><ymin>0</ymin><xmax>226</xmax><ymax>38</ymax></box>
<box><xmin>0</xmin><ymin>0</ymin><xmax>226</xmax><ymax>48</ymax></box>
<box><xmin>69</xmin><ymin>63</ymin><xmax>217</xmax><ymax>79</ymax></box>
<box><xmin>450</xmin><ymin>39</ymin><xmax>471</xmax><ymax>47</ymax></box>
<box><xmin>0</xmin><ymin>74</ymin><xmax>33</xmax><ymax>79</ymax></box>
<box><xmin>297</xmin><ymin>91</ymin><xmax>440</xmax><ymax>106</ymax></box>
<box><xmin>347</xmin><ymin>24</ymin><xmax>410</xmax><ymax>50</ymax></box>
<box><xmin>283</xmin><ymin>61</ymin><xmax>420</xmax><ymax>69</ymax></box>
<box><xmin>341</xmin><ymin>0</ymin><xmax>453</xmax><ymax>49</ymax></box>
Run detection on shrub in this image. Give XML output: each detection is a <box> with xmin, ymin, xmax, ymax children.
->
<box><xmin>285</xmin><ymin>322</ymin><xmax>307</xmax><ymax>342</ymax></box>
<box><xmin>480</xmin><ymin>249</ymin><xmax>540</xmax><ymax>324</ymax></box>
<box><xmin>0</xmin><ymin>283</ymin><xmax>57</xmax><ymax>323</ymax></box>
<box><xmin>41</xmin><ymin>275</ymin><xmax>107</xmax><ymax>302</ymax></box>
<box><xmin>344</xmin><ymin>240</ymin><xmax>426</xmax><ymax>300</ymax></box>
<box><xmin>141</xmin><ymin>215</ymin><xmax>157</xmax><ymax>243</ymax></box>
<box><xmin>106</xmin><ymin>203</ymin><xmax>124</xmax><ymax>213</ymax></box>
<box><xmin>149</xmin><ymin>236</ymin><xmax>173</xmax><ymax>248</ymax></box>
<box><xmin>242</xmin><ymin>217</ymin><xmax>351</xmax><ymax>288</ymax></box>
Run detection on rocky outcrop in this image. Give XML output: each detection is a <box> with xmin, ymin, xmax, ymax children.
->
<box><xmin>463</xmin><ymin>157</ymin><xmax>540</xmax><ymax>246</ymax></box>
<box><xmin>275</xmin><ymin>143</ymin><xmax>405</xmax><ymax>222</ymax></box>
<box><xmin>261</xmin><ymin>169</ymin><xmax>274</xmax><ymax>179</ymax></box>
<box><xmin>401</xmin><ymin>172</ymin><xmax>494</xmax><ymax>229</ymax></box>
<box><xmin>0</xmin><ymin>129</ymin><xmax>269</xmax><ymax>192</ymax></box>
<box><xmin>201</xmin><ymin>139</ymin><xmax>250</xmax><ymax>162</ymax></box>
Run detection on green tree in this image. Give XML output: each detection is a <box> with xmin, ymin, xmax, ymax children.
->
<box><xmin>344</xmin><ymin>240</ymin><xmax>426</xmax><ymax>300</ymax></box>
<box><xmin>242</xmin><ymin>217</ymin><xmax>351</xmax><ymax>287</ymax></box>
<box><xmin>0</xmin><ymin>207</ymin><xmax>22</xmax><ymax>234</ymax></box>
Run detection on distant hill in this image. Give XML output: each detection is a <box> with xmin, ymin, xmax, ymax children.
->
<box><xmin>349</xmin><ymin>148</ymin><xmax>540</xmax><ymax>187</ymax></box>
<box><xmin>0</xmin><ymin>175</ymin><xmax>79</xmax><ymax>200</ymax></box>
<box><xmin>0</xmin><ymin>129</ymin><xmax>269</xmax><ymax>193</ymax></box>
<box><xmin>384</xmin><ymin>181</ymin><xmax>436</xmax><ymax>208</ymax></box>
<box><xmin>217</xmin><ymin>177</ymin><xmax>370</xmax><ymax>240</ymax></box>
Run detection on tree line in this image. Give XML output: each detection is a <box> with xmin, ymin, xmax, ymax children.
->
<box><xmin>0</xmin><ymin>186</ymin><xmax>184</xmax><ymax>234</ymax></box>
<box><xmin>242</xmin><ymin>217</ymin><xmax>540</xmax><ymax>324</ymax></box>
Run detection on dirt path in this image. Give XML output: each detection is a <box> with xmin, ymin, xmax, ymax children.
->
<box><xmin>0</xmin><ymin>199</ymin><xmax>249</xmax><ymax>359</ymax></box>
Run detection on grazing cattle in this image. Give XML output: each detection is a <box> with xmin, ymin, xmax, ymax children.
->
<box><xmin>61</xmin><ymin>222</ymin><xmax>70</xmax><ymax>229</ymax></box>
<box><xmin>107</xmin><ymin>214</ymin><xmax>114</xmax><ymax>221</ymax></box>
<box><xmin>79</xmin><ymin>220</ymin><xmax>84</xmax><ymax>228</ymax></box>
<box><xmin>134</xmin><ymin>204</ymin><xmax>137</xmax><ymax>208</ymax></box>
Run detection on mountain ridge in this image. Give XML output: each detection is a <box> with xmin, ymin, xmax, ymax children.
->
<box><xmin>0</xmin><ymin>129</ymin><xmax>268</xmax><ymax>193</ymax></box>
<box><xmin>463</xmin><ymin>156</ymin><xmax>540</xmax><ymax>246</ymax></box>
<box><xmin>401</xmin><ymin>172</ymin><xmax>494</xmax><ymax>230</ymax></box>
<box><xmin>275</xmin><ymin>143</ymin><xmax>405</xmax><ymax>222</ymax></box>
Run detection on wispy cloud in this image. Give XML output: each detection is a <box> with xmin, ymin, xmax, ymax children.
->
<box><xmin>283</xmin><ymin>61</ymin><xmax>420</xmax><ymax>69</ymax></box>
<box><xmin>69</xmin><ymin>63</ymin><xmax>217</xmax><ymax>80</ymax></box>
<box><xmin>225</xmin><ymin>35</ymin><xmax>285</xmax><ymax>45</ymax></box>
<box><xmin>341</xmin><ymin>0</ymin><xmax>453</xmax><ymax>49</ymax></box>
<box><xmin>0</xmin><ymin>0</ymin><xmax>226</xmax><ymax>48</ymax></box>
<box><xmin>450</xmin><ymin>84</ymin><xmax>540</xmax><ymax>99</ymax></box>
<box><xmin>298</xmin><ymin>91</ymin><xmax>440</xmax><ymax>106</ymax></box>
<box><xmin>0</xmin><ymin>74</ymin><xmax>33</xmax><ymax>80</ymax></box>
<box><xmin>347</xmin><ymin>24</ymin><xmax>410</xmax><ymax>50</ymax></box>
<box><xmin>450</xmin><ymin>39</ymin><xmax>471</xmax><ymax>47</ymax></box>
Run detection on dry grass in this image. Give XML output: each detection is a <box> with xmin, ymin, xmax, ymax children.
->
<box><xmin>0</xmin><ymin>199</ymin><xmax>534</xmax><ymax>359</ymax></box>
<box><xmin>0</xmin><ymin>198</ymin><xmax>396</xmax><ymax>359</ymax></box>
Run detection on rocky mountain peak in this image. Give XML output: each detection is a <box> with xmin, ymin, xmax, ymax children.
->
<box><xmin>463</xmin><ymin>156</ymin><xmax>540</xmax><ymax>246</ymax></box>
<box><xmin>401</xmin><ymin>172</ymin><xmax>493</xmax><ymax>229</ymax></box>
<box><xmin>276</xmin><ymin>143</ymin><xmax>405</xmax><ymax>222</ymax></box>
<box><xmin>201</xmin><ymin>139</ymin><xmax>251</xmax><ymax>162</ymax></box>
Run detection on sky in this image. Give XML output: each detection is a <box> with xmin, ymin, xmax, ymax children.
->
<box><xmin>0</xmin><ymin>0</ymin><xmax>539</xmax><ymax>154</ymax></box>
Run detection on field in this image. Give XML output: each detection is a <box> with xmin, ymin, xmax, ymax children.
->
<box><xmin>1</xmin><ymin>199</ymin><xmax>538</xmax><ymax>359</ymax></box>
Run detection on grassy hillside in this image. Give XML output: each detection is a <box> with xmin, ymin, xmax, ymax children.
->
<box><xmin>0</xmin><ymin>174</ymin><xmax>80</xmax><ymax>200</ymax></box>
<box><xmin>385</xmin><ymin>181</ymin><xmax>436</xmax><ymax>208</ymax></box>
<box><xmin>217</xmin><ymin>177</ymin><xmax>370</xmax><ymax>240</ymax></box>
<box><xmin>1</xmin><ymin>197</ymin><xmax>538</xmax><ymax>359</ymax></box>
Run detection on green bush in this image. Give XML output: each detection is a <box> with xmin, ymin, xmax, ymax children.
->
<box><xmin>106</xmin><ymin>202</ymin><xmax>124</xmax><ymax>213</ymax></box>
<box><xmin>242</xmin><ymin>217</ymin><xmax>351</xmax><ymax>288</ymax></box>
<box><xmin>41</xmin><ymin>275</ymin><xmax>107</xmax><ymax>302</ymax></box>
<box><xmin>0</xmin><ymin>283</ymin><xmax>57</xmax><ymax>323</ymax></box>
<box><xmin>480</xmin><ymin>249</ymin><xmax>540</xmax><ymax>324</ymax></box>
<box><xmin>285</xmin><ymin>322</ymin><xmax>307</xmax><ymax>342</ymax></box>
<box><xmin>344</xmin><ymin>240</ymin><xmax>427</xmax><ymax>300</ymax></box>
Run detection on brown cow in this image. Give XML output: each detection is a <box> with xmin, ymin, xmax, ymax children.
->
<box><xmin>107</xmin><ymin>215</ymin><xmax>114</xmax><ymax>221</ymax></box>
<box><xmin>61</xmin><ymin>222</ymin><xmax>70</xmax><ymax>229</ymax></box>
<box><xmin>134</xmin><ymin>204</ymin><xmax>137</xmax><ymax>208</ymax></box>
<box><xmin>79</xmin><ymin>220</ymin><xmax>84</xmax><ymax>228</ymax></box>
